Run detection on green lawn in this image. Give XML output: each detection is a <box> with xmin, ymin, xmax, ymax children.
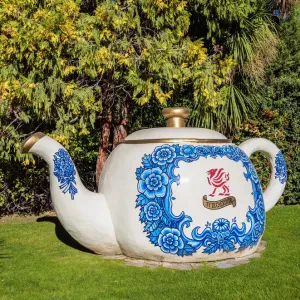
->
<box><xmin>0</xmin><ymin>206</ymin><xmax>300</xmax><ymax>300</ymax></box>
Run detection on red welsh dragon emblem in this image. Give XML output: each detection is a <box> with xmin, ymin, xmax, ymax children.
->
<box><xmin>207</xmin><ymin>168</ymin><xmax>230</xmax><ymax>197</ymax></box>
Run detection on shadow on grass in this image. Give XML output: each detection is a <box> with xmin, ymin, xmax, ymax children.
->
<box><xmin>36</xmin><ymin>216</ymin><xmax>94</xmax><ymax>254</ymax></box>
<box><xmin>0</xmin><ymin>240</ymin><xmax>11</xmax><ymax>268</ymax></box>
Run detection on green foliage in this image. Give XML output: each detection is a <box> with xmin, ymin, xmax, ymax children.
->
<box><xmin>0</xmin><ymin>0</ymin><xmax>298</xmax><ymax>214</ymax></box>
<box><xmin>188</xmin><ymin>0</ymin><xmax>279</xmax><ymax>132</ymax></box>
<box><xmin>0</xmin><ymin>0</ymin><xmax>235</xmax><ymax>215</ymax></box>
<box><xmin>132</xmin><ymin>1</ymin><xmax>280</xmax><ymax>132</ymax></box>
<box><xmin>190</xmin><ymin>0</ymin><xmax>261</xmax><ymax>43</ymax></box>
<box><xmin>131</xmin><ymin>4</ymin><xmax>300</xmax><ymax>205</ymax></box>
<box><xmin>234</xmin><ymin>5</ymin><xmax>300</xmax><ymax>204</ymax></box>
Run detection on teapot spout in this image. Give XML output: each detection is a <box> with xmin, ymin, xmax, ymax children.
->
<box><xmin>21</xmin><ymin>133</ymin><xmax>121</xmax><ymax>255</ymax></box>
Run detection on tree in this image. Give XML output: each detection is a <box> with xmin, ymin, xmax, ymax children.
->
<box><xmin>0</xmin><ymin>0</ymin><xmax>233</xmax><ymax>214</ymax></box>
<box><xmin>187</xmin><ymin>0</ymin><xmax>279</xmax><ymax>132</ymax></box>
<box><xmin>234</xmin><ymin>4</ymin><xmax>300</xmax><ymax>204</ymax></box>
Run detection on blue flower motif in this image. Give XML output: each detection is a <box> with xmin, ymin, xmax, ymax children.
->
<box><xmin>158</xmin><ymin>228</ymin><xmax>184</xmax><ymax>254</ymax></box>
<box><xmin>180</xmin><ymin>145</ymin><xmax>197</xmax><ymax>157</ymax></box>
<box><xmin>152</xmin><ymin>145</ymin><xmax>176</xmax><ymax>165</ymax></box>
<box><xmin>138</xmin><ymin>168</ymin><xmax>168</xmax><ymax>199</ymax></box>
<box><xmin>275</xmin><ymin>151</ymin><xmax>287</xmax><ymax>184</ymax></box>
<box><xmin>144</xmin><ymin>202</ymin><xmax>162</xmax><ymax>221</ymax></box>
<box><xmin>53</xmin><ymin>148</ymin><xmax>78</xmax><ymax>200</ymax></box>
<box><xmin>212</xmin><ymin>218</ymin><xmax>230</xmax><ymax>233</ymax></box>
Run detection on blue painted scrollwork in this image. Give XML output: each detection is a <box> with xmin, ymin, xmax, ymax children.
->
<box><xmin>274</xmin><ymin>151</ymin><xmax>287</xmax><ymax>184</ymax></box>
<box><xmin>135</xmin><ymin>145</ymin><xmax>265</xmax><ymax>256</ymax></box>
<box><xmin>53</xmin><ymin>148</ymin><xmax>78</xmax><ymax>200</ymax></box>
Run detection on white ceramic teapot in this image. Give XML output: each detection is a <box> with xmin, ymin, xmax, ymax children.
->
<box><xmin>21</xmin><ymin>108</ymin><xmax>287</xmax><ymax>262</ymax></box>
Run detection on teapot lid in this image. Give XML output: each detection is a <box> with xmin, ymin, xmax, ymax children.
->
<box><xmin>123</xmin><ymin>108</ymin><xmax>231</xmax><ymax>144</ymax></box>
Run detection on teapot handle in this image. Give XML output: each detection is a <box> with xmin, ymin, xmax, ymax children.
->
<box><xmin>239</xmin><ymin>138</ymin><xmax>287</xmax><ymax>212</ymax></box>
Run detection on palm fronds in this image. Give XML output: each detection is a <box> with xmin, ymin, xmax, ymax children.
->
<box><xmin>227</xmin><ymin>2</ymin><xmax>278</xmax><ymax>78</ymax></box>
<box><xmin>189</xmin><ymin>83</ymin><xmax>257</xmax><ymax>133</ymax></box>
<box><xmin>189</xmin><ymin>1</ymin><xmax>279</xmax><ymax>133</ymax></box>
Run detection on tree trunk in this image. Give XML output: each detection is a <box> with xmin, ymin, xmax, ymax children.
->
<box><xmin>96</xmin><ymin>102</ymin><xmax>128</xmax><ymax>186</ymax></box>
<box><xmin>96</xmin><ymin>110</ymin><xmax>112</xmax><ymax>185</ymax></box>
<box><xmin>112</xmin><ymin>119</ymin><xmax>128</xmax><ymax>150</ymax></box>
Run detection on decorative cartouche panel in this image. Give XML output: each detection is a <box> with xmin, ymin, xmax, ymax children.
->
<box><xmin>135</xmin><ymin>144</ymin><xmax>265</xmax><ymax>257</ymax></box>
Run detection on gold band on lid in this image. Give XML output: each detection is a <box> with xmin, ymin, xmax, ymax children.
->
<box><xmin>121</xmin><ymin>138</ymin><xmax>232</xmax><ymax>144</ymax></box>
<box><xmin>162</xmin><ymin>107</ymin><xmax>190</xmax><ymax>128</ymax></box>
<box><xmin>21</xmin><ymin>132</ymin><xmax>46</xmax><ymax>153</ymax></box>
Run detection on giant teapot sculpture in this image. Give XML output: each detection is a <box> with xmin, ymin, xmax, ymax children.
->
<box><xmin>21</xmin><ymin>108</ymin><xmax>287</xmax><ymax>262</ymax></box>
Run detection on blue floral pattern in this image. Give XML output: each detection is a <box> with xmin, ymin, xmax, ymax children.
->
<box><xmin>158</xmin><ymin>228</ymin><xmax>184</xmax><ymax>254</ymax></box>
<box><xmin>144</xmin><ymin>202</ymin><xmax>162</xmax><ymax>221</ymax></box>
<box><xmin>212</xmin><ymin>218</ymin><xmax>230</xmax><ymax>232</ymax></box>
<box><xmin>53</xmin><ymin>149</ymin><xmax>78</xmax><ymax>200</ymax></box>
<box><xmin>180</xmin><ymin>145</ymin><xmax>197</xmax><ymax>158</ymax></box>
<box><xmin>152</xmin><ymin>145</ymin><xmax>176</xmax><ymax>165</ymax></box>
<box><xmin>135</xmin><ymin>144</ymin><xmax>266</xmax><ymax>256</ymax></box>
<box><xmin>138</xmin><ymin>168</ymin><xmax>168</xmax><ymax>199</ymax></box>
<box><xmin>275</xmin><ymin>151</ymin><xmax>287</xmax><ymax>184</ymax></box>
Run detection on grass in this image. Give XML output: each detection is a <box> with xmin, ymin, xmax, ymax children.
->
<box><xmin>0</xmin><ymin>206</ymin><xmax>299</xmax><ymax>300</ymax></box>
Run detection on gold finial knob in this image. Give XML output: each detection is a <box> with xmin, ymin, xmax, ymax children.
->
<box><xmin>162</xmin><ymin>107</ymin><xmax>190</xmax><ymax>128</ymax></box>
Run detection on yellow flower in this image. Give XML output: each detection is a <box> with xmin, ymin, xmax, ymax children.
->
<box><xmin>153</xmin><ymin>82</ymin><xmax>173</xmax><ymax>104</ymax></box>
<box><xmin>63</xmin><ymin>66</ymin><xmax>77</xmax><ymax>76</ymax></box>
<box><xmin>177</xmin><ymin>31</ymin><xmax>184</xmax><ymax>38</ymax></box>
<box><xmin>6</xmin><ymin>47</ymin><xmax>14</xmax><ymax>54</ymax></box>
<box><xmin>64</xmin><ymin>82</ymin><xmax>77</xmax><ymax>97</ymax></box>
<box><xmin>180</xmin><ymin>63</ymin><xmax>188</xmax><ymax>69</ymax></box>
<box><xmin>154</xmin><ymin>0</ymin><xmax>167</xmax><ymax>10</ymax></box>
<box><xmin>79</xmin><ymin>128</ymin><xmax>90</xmax><ymax>135</ymax></box>
<box><xmin>187</xmin><ymin>41</ymin><xmax>207</xmax><ymax>66</ymax></box>
<box><xmin>95</xmin><ymin>47</ymin><xmax>109</xmax><ymax>60</ymax></box>
<box><xmin>23</xmin><ymin>158</ymin><xmax>30</xmax><ymax>166</ymax></box>
<box><xmin>3</xmin><ymin>4</ymin><xmax>18</xmax><ymax>17</ymax></box>
<box><xmin>176</xmin><ymin>1</ymin><xmax>187</xmax><ymax>12</ymax></box>
<box><xmin>139</xmin><ymin>96</ymin><xmax>149</xmax><ymax>105</ymax></box>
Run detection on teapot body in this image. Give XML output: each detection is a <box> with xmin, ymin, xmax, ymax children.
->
<box><xmin>100</xmin><ymin>142</ymin><xmax>266</xmax><ymax>262</ymax></box>
<box><xmin>20</xmin><ymin>108</ymin><xmax>286</xmax><ymax>260</ymax></box>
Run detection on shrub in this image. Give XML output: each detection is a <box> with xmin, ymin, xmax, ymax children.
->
<box><xmin>0</xmin><ymin>0</ymin><xmax>233</xmax><ymax>215</ymax></box>
<box><xmin>234</xmin><ymin>5</ymin><xmax>300</xmax><ymax>205</ymax></box>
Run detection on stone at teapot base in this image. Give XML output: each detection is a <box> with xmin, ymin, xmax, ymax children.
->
<box><xmin>118</xmin><ymin>238</ymin><xmax>262</xmax><ymax>263</ymax></box>
<box><xmin>100</xmin><ymin>240</ymin><xmax>267</xmax><ymax>269</ymax></box>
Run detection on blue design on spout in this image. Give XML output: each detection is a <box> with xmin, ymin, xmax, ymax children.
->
<box><xmin>53</xmin><ymin>148</ymin><xmax>78</xmax><ymax>200</ymax></box>
<box><xmin>135</xmin><ymin>144</ymin><xmax>265</xmax><ymax>257</ymax></box>
<box><xmin>275</xmin><ymin>151</ymin><xmax>287</xmax><ymax>184</ymax></box>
